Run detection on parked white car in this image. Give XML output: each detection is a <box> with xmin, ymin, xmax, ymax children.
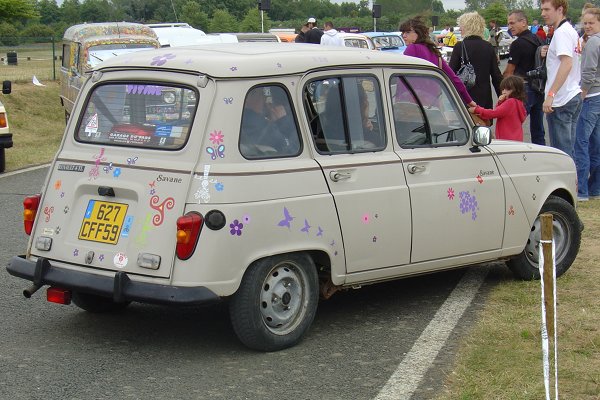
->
<box><xmin>7</xmin><ymin>44</ymin><xmax>582</xmax><ymax>351</ymax></box>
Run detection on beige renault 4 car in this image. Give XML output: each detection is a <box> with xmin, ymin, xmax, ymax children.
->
<box><xmin>7</xmin><ymin>44</ymin><xmax>581</xmax><ymax>351</ymax></box>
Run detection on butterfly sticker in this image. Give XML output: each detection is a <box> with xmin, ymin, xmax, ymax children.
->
<box><xmin>300</xmin><ymin>219</ymin><xmax>311</xmax><ymax>234</ymax></box>
<box><xmin>127</xmin><ymin>156</ymin><xmax>138</xmax><ymax>165</ymax></box>
<box><xmin>277</xmin><ymin>207</ymin><xmax>294</xmax><ymax>229</ymax></box>
<box><xmin>224</xmin><ymin>97</ymin><xmax>233</xmax><ymax>105</ymax></box>
<box><xmin>103</xmin><ymin>162</ymin><xmax>113</xmax><ymax>173</ymax></box>
<box><xmin>206</xmin><ymin>145</ymin><xmax>225</xmax><ymax>160</ymax></box>
<box><xmin>316</xmin><ymin>226</ymin><xmax>323</xmax><ymax>237</ymax></box>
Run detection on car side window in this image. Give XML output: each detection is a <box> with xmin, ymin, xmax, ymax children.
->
<box><xmin>304</xmin><ymin>76</ymin><xmax>386</xmax><ymax>154</ymax></box>
<box><xmin>391</xmin><ymin>74</ymin><xmax>468</xmax><ymax>147</ymax></box>
<box><xmin>239</xmin><ymin>85</ymin><xmax>302</xmax><ymax>159</ymax></box>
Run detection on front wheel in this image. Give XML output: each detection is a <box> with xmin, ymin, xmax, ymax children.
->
<box><xmin>507</xmin><ymin>195</ymin><xmax>582</xmax><ymax>280</ymax></box>
<box><xmin>229</xmin><ymin>253</ymin><xmax>319</xmax><ymax>351</ymax></box>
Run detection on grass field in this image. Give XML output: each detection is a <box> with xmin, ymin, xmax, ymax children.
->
<box><xmin>1</xmin><ymin>81</ymin><xmax>598</xmax><ymax>399</ymax></box>
<box><xmin>1</xmin><ymin>43</ymin><xmax>59</xmax><ymax>82</ymax></box>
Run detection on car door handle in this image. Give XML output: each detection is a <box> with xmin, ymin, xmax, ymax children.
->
<box><xmin>407</xmin><ymin>164</ymin><xmax>426</xmax><ymax>174</ymax></box>
<box><xmin>329</xmin><ymin>170</ymin><xmax>352</xmax><ymax>182</ymax></box>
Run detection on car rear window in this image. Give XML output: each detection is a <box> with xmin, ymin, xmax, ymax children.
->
<box><xmin>76</xmin><ymin>83</ymin><xmax>196</xmax><ymax>150</ymax></box>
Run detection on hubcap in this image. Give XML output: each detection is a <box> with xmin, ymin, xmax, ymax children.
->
<box><xmin>260</xmin><ymin>261</ymin><xmax>308</xmax><ymax>335</ymax></box>
<box><xmin>524</xmin><ymin>212</ymin><xmax>570</xmax><ymax>266</ymax></box>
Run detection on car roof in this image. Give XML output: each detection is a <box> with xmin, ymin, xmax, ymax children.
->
<box><xmin>63</xmin><ymin>22</ymin><xmax>158</xmax><ymax>43</ymax></box>
<box><xmin>95</xmin><ymin>42</ymin><xmax>431</xmax><ymax>78</ymax></box>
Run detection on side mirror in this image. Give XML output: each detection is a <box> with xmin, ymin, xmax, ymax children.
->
<box><xmin>2</xmin><ymin>80</ymin><xmax>11</xmax><ymax>95</ymax></box>
<box><xmin>472</xmin><ymin>126</ymin><xmax>491</xmax><ymax>146</ymax></box>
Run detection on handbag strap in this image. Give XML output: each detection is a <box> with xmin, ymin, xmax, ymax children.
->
<box><xmin>438</xmin><ymin>56</ymin><xmax>442</xmax><ymax>69</ymax></box>
<box><xmin>461</xmin><ymin>41</ymin><xmax>470</xmax><ymax>65</ymax></box>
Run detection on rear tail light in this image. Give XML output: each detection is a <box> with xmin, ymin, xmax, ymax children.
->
<box><xmin>176</xmin><ymin>212</ymin><xmax>203</xmax><ymax>260</ymax></box>
<box><xmin>0</xmin><ymin>112</ymin><xmax>7</xmax><ymax>128</ymax></box>
<box><xmin>23</xmin><ymin>194</ymin><xmax>41</xmax><ymax>235</ymax></box>
<box><xmin>47</xmin><ymin>287</ymin><xmax>72</xmax><ymax>305</ymax></box>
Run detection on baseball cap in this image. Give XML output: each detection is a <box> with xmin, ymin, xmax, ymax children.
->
<box><xmin>307</xmin><ymin>17</ymin><xmax>316</xmax><ymax>23</ymax></box>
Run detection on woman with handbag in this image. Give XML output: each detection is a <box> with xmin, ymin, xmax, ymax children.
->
<box><xmin>399</xmin><ymin>17</ymin><xmax>476</xmax><ymax>108</ymax></box>
<box><xmin>449</xmin><ymin>12</ymin><xmax>502</xmax><ymax>109</ymax></box>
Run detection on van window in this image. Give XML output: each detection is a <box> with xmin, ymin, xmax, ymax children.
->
<box><xmin>304</xmin><ymin>76</ymin><xmax>386</xmax><ymax>154</ymax></box>
<box><xmin>87</xmin><ymin>43</ymin><xmax>158</xmax><ymax>68</ymax></box>
<box><xmin>391</xmin><ymin>74</ymin><xmax>468</xmax><ymax>147</ymax></box>
<box><xmin>61</xmin><ymin>44</ymin><xmax>70</xmax><ymax>69</ymax></box>
<box><xmin>75</xmin><ymin>83</ymin><xmax>196</xmax><ymax>150</ymax></box>
<box><xmin>239</xmin><ymin>85</ymin><xmax>301</xmax><ymax>159</ymax></box>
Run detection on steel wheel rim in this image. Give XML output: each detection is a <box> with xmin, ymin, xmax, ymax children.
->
<box><xmin>260</xmin><ymin>261</ymin><xmax>308</xmax><ymax>335</ymax></box>
<box><xmin>524</xmin><ymin>212</ymin><xmax>570</xmax><ymax>266</ymax></box>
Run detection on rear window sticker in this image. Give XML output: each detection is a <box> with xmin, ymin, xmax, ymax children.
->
<box><xmin>126</xmin><ymin>84</ymin><xmax>163</xmax><ymax>96</ymax></box>
<box><xmin>155</xmin><ymin>125</ymin><xmax>173</xmax><ymax>137</ymax></box>
<box><xmin>85</xmin><ymin>113</ymin><xmax>98</xmax><ymax>136</ymax></box>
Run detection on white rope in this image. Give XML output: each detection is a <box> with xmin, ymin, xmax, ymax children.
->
<box><xmin>538</xmin><ymin>239</ymin><xmax>559</xmax><ymax>400</ymax></box>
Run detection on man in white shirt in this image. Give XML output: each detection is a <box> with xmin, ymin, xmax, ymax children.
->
<box><xmin>320</xmin><ymin>21</ymin><xmax>344</xmax><ymax>46</ymax></box>
<box><xmin>541</xmin><ymin>0</ymin><xmax>582</xmax><ymax>157</ymax></box>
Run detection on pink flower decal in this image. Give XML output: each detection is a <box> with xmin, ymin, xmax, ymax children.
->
<box><xmin>447</xmin><ymin>188</ymin><xmax>455</xmax><ymax>200</ymax></box>
<box><xmin>209</xmin><ymin>130</ymin><xmax>224</xmax><ymax>145</ymax></box>
<box><xmin>151</xmin><ymin>54</ymin><xmax>176</xmax><ymax>66</ymax></box>
<box><xmin>362</xmin><ymin>213</ymin><xmax>370</xmax><ymax>224</ymax></box>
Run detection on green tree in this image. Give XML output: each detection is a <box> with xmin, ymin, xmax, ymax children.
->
<box><xmin>432</xmin><ymin>0</ymin><xmax>445</xmax><ymax>13</ymax></box>
<box><xmin>179</xmin><ymin>1</ymin><xmax>209</xmax><ymax>30</ymax></box>
<box><xmin>0</xmin><ymin>0</ymin><xmax>39</xmax><ymax>21</ymax></box>
<box><xmin>240</xmin><ymin>8</ymin><xmax>270</xmax><ymax>32</ymax></box>
<box><xmin>208</xmin><ymin>9</ymin><xmax>239</xmax><ymax>33</ymax></box>
<box><xmin>36</xmin><ymin>0</ymin><xmax>61</xmax><ymax>25</ymax></box>
<box><xmin>80</xmin><ymin>0</ymin><xmax>112</xmax><ymax>22</ymax></box>
<box><xmin>21</xmin><ymin>22</ymin><xmax>55</xmax><ymax>40</ymax></box>
<box><xmin>60</xmin><ymin>0</ymin><xmax>81</xmax><ymax>24</ymax></box>
<box><xmin>481</xmin><ymin>1</ymin><xmax>509</xmax><ymax>24</ymax></box>
<box><xmin>0</xmin><ymin>22</ymin><xmax>20</xmax><ymax>45</ymax></box>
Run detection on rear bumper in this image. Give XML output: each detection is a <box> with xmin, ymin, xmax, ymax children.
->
<box><xmin>0</xmin><ymin>133</ymin><xmax>13</xmax><ymax>149</ymax></box>
<box><xmin>7</xmin><ymin>255</ymin><xmax>220</xmax><ymax>305</ymax></box>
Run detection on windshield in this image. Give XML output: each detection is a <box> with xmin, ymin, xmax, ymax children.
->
<box><xmin>372</xmin><ymin>35</ymin><xmax>404</xmax><ymax>48</ymax></box>
<box><xmin>76</xmin><ymin>83</ymin><xmax>197</xmax><ymax>150</ymax></box>
<box><xmin>87</xmin><ymin>43</ymin><xmax>155</xmax><ymax>67</ymax></box>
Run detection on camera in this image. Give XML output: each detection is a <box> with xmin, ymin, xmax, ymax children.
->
<box><xmin>526</xmin><ymin>66</ymin><xmax>546</xmax><ymax>80</ymax></box>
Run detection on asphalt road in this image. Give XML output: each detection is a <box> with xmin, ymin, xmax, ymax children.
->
<box><xmin>0</xmin><ymin>166</ymin><xmax>508</xmax><ymax>400</ymax></box>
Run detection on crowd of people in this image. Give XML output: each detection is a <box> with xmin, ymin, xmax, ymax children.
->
<box><xmin>294</xmin><ymin>0</ymin><xmax>598</xmax><ymax>201</ymax></box>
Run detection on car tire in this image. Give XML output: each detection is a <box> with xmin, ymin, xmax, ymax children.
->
<box><xmin>72</xmin><ymin>291</ymin><xmax>131</xmax><ymax>313</ymax></box>
<box><xmin>507</xmin><ymin>195</ymin><xmax>581</xmax><ymax>280</ymax></box>
<box><xmin>229</xmin><ymin>252</ymin><xmax>319</xmax><ymax>352</ymax></box>
<box><xmin>0</xmin><ymin>147</ymin><xmax>5</xmax><ymax>173</ymax></box>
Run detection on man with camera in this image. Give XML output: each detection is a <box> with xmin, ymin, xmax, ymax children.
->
<box><xmin>504</xmin><ymin>10</ymin><xmax>547</xmax><ymax>145</ymax></box>
<box><xmin>541</xmin><ymin>0</ymin><xmax>582</xmax><ymax>158</ymax></box>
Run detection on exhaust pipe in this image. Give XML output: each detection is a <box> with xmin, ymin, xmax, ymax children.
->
<box><xmin>23</xmin><ymin>284</ymin><xmax>42</xmax><ymax>298</ymax></box>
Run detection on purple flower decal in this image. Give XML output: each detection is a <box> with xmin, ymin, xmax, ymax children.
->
<box><xmin>151</xmin><ymin>54</ymin><xmax>176</xmax><ymax>66</ymax></box>
<box><xmin>73</xmin><ymin>249</ymin><xmax>79</xmax><ymax>256</ymax></box>
<box><xmin>230</xmin><ymin>219</ymin><xmax>243</xmax><ymax>236</ymax></box>
<box><xmin>458</xmin><ymin>191</ymin><xmax>479</xmax><ymax>221</ymax></box>
<box><xmin>99</xmin><ymin>254</ymin><xmax>105</xmax><ymax>261</ymax></box>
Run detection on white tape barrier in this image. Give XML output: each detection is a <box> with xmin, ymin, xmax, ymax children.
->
<box><xmin>539</xmin><ymin>239</ymin><xmax>559</xmax><ymax>400</ymax></box>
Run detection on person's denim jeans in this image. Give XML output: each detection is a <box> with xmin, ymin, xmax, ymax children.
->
<box><xmin>574</xmin><ymin>95</ymin><xmax>600</xmax><ymax>198</ymax></box>
<box><xmin>546</xmin><ymin>94</ymin><xmax>582</xmax><ymax>158</ymax></box>
<box><xmin>525</xmin><ymin>84</ymin><xmax>546</xmax><ymax>145</ymax></box>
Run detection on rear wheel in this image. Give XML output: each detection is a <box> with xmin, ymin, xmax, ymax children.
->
<box><xmin>72</xmin><ymin>292</ymin><xmax>130</xmax><ymax>313</ymax></box>
<box><xmin>507</xmin><ymin>195</ymin><xmax>581</xmax><ymax>280</ymax></box>
<box><xmin>229</xmin><ymin>253</ymin><xmax>319</xmax><ymax>351</ymax></box>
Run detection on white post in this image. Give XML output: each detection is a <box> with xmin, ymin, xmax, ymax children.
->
<box><xmin>261</xmin><ymin>10</ymin><xmax>264</xmax><ymax>33</ymax></box>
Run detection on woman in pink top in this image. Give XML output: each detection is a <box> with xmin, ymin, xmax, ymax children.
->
<box><xmin>469</xmin><ymin>76</ymin><xmax>527</xmax><ymax>141</ymax></box>
<box><xmin>399</xmin><ymin>17</ymin><xmax>476</xmax><ymax>107</ymax></box>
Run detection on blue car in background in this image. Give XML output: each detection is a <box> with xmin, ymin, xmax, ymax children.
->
<box><xmin>361</xmin><ymin>32</ymin><xmax>407</xmax><ymax>54</ymax></box>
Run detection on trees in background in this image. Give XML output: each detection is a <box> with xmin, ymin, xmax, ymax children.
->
<box><xmin>2</xmin><ymin>0</ymin><xmax>596</xmax><ymax>41</ymax></box>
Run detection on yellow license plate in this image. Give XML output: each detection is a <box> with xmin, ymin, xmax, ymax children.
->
<box><xmin>78</xmin><ymin>200</ymin><xmax>129</xmax><ymax>245</ymax></box>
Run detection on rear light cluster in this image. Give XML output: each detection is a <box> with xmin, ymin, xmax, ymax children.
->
<box><xmin>47</xmin><ymin>287</ymin><xmax>71</xmax><ymax>305</ymax></box>
<box><xmin>176</xmin><ymin>212</ymin><xmax>203</xmax><ymax>259</ymax></box>
<box><xmin>0</xmin><ymin>112</ymin><xmax>7</xmax><ymax>128</ymax></box>
<box><xmin>23</xmin><ymin>194</ymin><xmax>41</xmax><ymax>235</ymax></box>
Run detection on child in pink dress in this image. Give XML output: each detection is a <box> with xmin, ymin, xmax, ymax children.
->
<box><xmin>469</xmin><ymin>76</ymin><xmax>527</xmax><ymax>141</ymax></box>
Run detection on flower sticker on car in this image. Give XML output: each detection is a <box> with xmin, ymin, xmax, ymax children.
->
<box><xmin>151</xmin><ymin>54</ymin><xmax>176</xmax><ymax>66</ymax></box>
<box><xmin>230</xmin><ymin>219</ymin><xmax>243</xmax><ymax>236</ymax></box>
<box><xmin>209</xmin><ymin>130</ymin><xmax>224</xmax><ymax>145</ymax></box>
